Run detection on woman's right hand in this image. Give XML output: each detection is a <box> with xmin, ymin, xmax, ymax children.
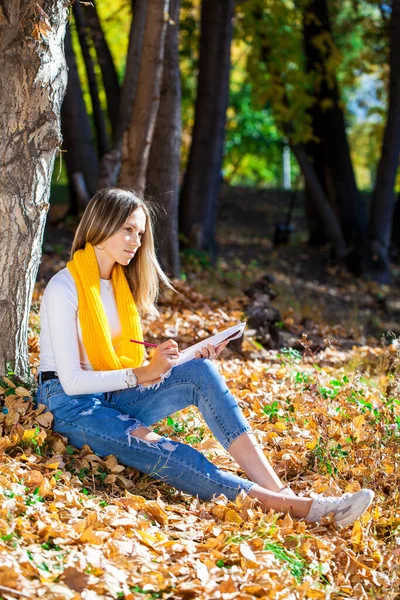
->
<box><xmin>147</xmin><ymin>339</ymin><xmax>179</xmax><ymax>379</ymax></box>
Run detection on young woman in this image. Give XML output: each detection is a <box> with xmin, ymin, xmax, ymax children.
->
<box><xmin>37</xmin><ymin>188</ymin><xmax>374</xmax><ymax>528</ymax></box>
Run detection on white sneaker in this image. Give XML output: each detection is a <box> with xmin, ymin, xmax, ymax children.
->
<box><xmin>306</xmin><ymin>489</ymin><xmax>374</xmax><ymax>528</ymax></box>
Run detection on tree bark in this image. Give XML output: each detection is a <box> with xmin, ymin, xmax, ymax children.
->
<box><xmin>180</xmin><ymin>0</ymin><xmax>234</xmax><ymax>253</ymax></box>
<box><xmin>99</xmin><ymin>0</ymin><xmax>148</xmax><ymax>188</ymax></box>
<box><xmin>291</xmin><ymin>144</ymin><xmax>347</xmax><ymax>260</ymax></box>
<box><xmin>118</xmin><ymin>0</ymin><xmax>170</xmax><ymax>195</ymax></box>
<box><xmin>302</xmin><ymin>0</ymin><xmax>367</xmax><ymax>262</ymax></box>
<box><xmin>146</xmin><ymin>0</ymin><xmax>181</xmax><ymax>278</ymax></box>
<box><xmin>85</xmin><ymin>0</ymin><xmax>120</xmax><ymax>139</ymax></box>
<box><xmin>391</xmin><ymin>195</ymin><xmax>400</xmax><ymax>260</ymax></box>
<box><xmin>0</xmin><ymin>1</ymin><xmax>68</xmax><ymax>376</ymax></box>
<box><xmin>61</xmin><ymin>25</ymin><xmax>98</xmax><ymax>214</ymax></box>
<box><xmin>303</xmin><ymin>13</ymin><xmax>331</xmax><ymax>247</ymax></box>
<box><xmin>367</xmin><ymin>0</ymin><xmax>400</xmax><ymax>283</ymax></box>
<box><xmin>73</xmin><ymin>2</ymin><xmax>109</xmax><ymax>158</ymax></box>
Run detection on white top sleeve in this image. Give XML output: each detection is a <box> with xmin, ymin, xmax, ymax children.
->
<box><xmin>39</xmin><ymin>268</ymin><xmax>130</xmax><ymax>395</ymax></box>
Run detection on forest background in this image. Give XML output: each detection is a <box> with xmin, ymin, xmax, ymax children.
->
<box><xmin>0</xmin><ymin>0</ymin><xmax>400</xmax><ymax>598</ymax></box>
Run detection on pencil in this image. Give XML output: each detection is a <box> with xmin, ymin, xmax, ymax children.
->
<box><xmin>130</xmin><ymin>339</ymin><xmax>158</xmax><ymax>348</ymax></box>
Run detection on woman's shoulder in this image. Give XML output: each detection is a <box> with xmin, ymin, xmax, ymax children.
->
<box><xmin>43</xmin><ymin>267</ymin><xmax>77</xmax><ymax>303</ymax></box>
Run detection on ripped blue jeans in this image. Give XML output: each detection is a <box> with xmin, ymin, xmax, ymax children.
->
<box><xmin>36</xmin><ymin>359</ymin><xmax>255</xmax><ymax>501</ymax></box>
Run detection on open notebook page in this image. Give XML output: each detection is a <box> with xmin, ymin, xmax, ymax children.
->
<box><xmin>174</xmin><ymin>322</ymin><xmax>246</xmax><ymax>367</ymax></box>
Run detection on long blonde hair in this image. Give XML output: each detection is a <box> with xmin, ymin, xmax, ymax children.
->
<box><xmin>70</xmin><ymin>188</ymin><xmax>173</xmax><ymax>317</ymax></box>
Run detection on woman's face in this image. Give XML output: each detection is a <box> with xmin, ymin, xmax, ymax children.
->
<box><xmin>102</xmin><ymin>207</ymin><xmax>147</xmax><ymax>267</ymax></box>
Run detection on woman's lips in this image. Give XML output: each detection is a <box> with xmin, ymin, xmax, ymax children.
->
<box><xmin>125</xmin><ymin>250</ymin><xmax>136</xmax><ymax>257</ymax></box>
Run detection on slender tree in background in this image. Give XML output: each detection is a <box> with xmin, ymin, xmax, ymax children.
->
<box><xmin>73</xmin><ymin>1</ymin><xmax>109</xmax><ymax>158</ymax></box>
<box><xmin>244</xmin><ymin>3</ymin><xmax>347</xmax><ymax>261</ymax></box>
<box><xmin>290</xmin><ymin>144</ymin><xmax>347</xmax><ymax>259</ymax></box>
<box><xmin>85</xmin><ymin>0</ymin><xmax>121</xmax><ymax>140</ymax></box>
<box><xmin>119</xmin><ymin>0</ymin><xmax>170</xmax><ymax>194</ymax></box>
<box><xmin>61</xmin><ymin>26</ymin><xmax>99</xmax><ymax>215</ymax></box>
<box><xmin>0</xmin><ymin>1</ymin><xmax>68</xmax><ymax>376</ymax></box>
<box><xmin>99</xmin><ymin>0</ymin><xmax>148</xmax><ymax>188</ymax></box>
<box><xmin>301</xmin><ymin>0</ymin><xmax>367</xmax><ymax>267</ymax></box>
<box><xmin>146</xmin><ymin>0</ymin><xmax>181</xmax><ymax>277</ymax></box>
<box><xmin>302</xmin><ymin>7</ymin><xmax>330</xmax><ymax>247</ymax></box>
<box><xmin>180</xmin><ymin>0</ymin><xmax>234</xmax><ymax>253</ymax></box>
<box><xmin>367</xmin><ymin>0</ymin><xmax>400</xmax><ymax>283</ymax></box>
<box><xmin>391</xmin><ymin>195</ymin><xmax>400</xmax><ymax>258</ymax></box>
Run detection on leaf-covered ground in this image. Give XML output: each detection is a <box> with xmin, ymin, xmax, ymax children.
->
<box><xmin>0</xmin><ymin>272</ymin><xmax>399</xmax><ymax>600</ymax></box>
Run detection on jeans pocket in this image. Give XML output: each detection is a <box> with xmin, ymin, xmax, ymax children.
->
<box><xmin>38</xmin><ymin>380</ymin><xmax>64</xmax><ymax>410</ymax></box>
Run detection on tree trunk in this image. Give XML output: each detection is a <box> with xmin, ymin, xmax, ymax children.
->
<box><xmin>85</xmin><ymin>0</ymin><xmax>120</xmax><ymax>139</ymax></box>
<box><xmin>391</xmin><ymin>195</ymin><xmax>400</xmax><ymax>260</ymax></box>
<box><xmin>99</xmin><ymin>0</ymin><xmax>148</xmax><ymax>188</ymax></box>
<box><xmin>303</xmin><ymin>15</ymin><xmax>331</xmax><ymax>247</ymax></box>
<box><xmin>61</xmin><ymin>26</ymin><xmax>98</xmax><ymax>214</ymax></box>
<box><xmin>118</xmin><ymin>0</ymin><xmax>170</xmax><ymax>195</ymax></box>
<box><xmin>291</xmin><ymin>144</ymin><xmax>347</xmax><ymax>260</ymax></box>
<box><xmin>302</xmin><ymin>0</ymin><xmax>367</xmax><ymax>263</ymax></box>
<box><xmin>180</xmin><ymin>0</ymin><xmax>234</xmax><ymax>253</ymax></box>
<box><xmin>367</xmin><ymin>0</ymin><xmax>400</xmax><ymax>283</ymax></box>
<box><xmin>73</xmin><ymin>2</ymin><xmax>109</xmax><ymax>158</ymax></box>
<box><xmin>146</xmin><ymin>0</ymin><xmax>181</xmax><ymax>278</ymax></box>
<box><xmin>0</xmin><ymin>1</ymin><xmax>68</xmax><ymax>377</ymax></box>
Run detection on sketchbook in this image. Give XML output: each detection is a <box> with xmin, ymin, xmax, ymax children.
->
<box><xmin>174</xmin><ymin>322</ymin><xmax>246</xmax><ymax>367</ymax></box>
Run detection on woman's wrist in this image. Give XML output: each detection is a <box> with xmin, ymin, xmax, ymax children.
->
<box><xmin>132</xmin><ymin>363</ymin><xmax>159</xmax><ymax>384</ymax></box>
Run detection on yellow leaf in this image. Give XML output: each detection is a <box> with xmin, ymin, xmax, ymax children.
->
<box><xmin>80</xmin><ymin>526</ymin><xmax>103</xmax><ymax>545</ymax></box>
<box><xmin>218</xmin><ymin>577</ymin><xmax>237</xmax><ymax>593</ymax></box>
<box><xmin>306</xmin><ymin>439</ymin><xmax>318</xmax><ymax>450</ymax></box>
<box><xmin>351</xmin><ymin>520</ymin><xmax>363</xmax><ymax>547</ymax></box>
<box><xmin>274</xmin><ymin>421</ymin><xmax>287</xmax><ymax>431</ymax></box>
<box><xmin>15</xmin><ymin>386</ymin><xmax>31</xmax><ymax>398</ymax></box>
<box><xmin>36</xmin><ymin>412</ymin><xmax>54</xmax><ymax>428</ymax></box>
<box><xmin>352</xmin><ymin>415</ymin><xmax>365</xmax><ymax>429</ymax></box>
<box><xmin>2</xmin><ymin>377</ymin><xmax>16</xmax><ymax>388</ymax></box>
<box><xmin>382</xmin><ymin>461</ymin><xmax>394</xmax><ymax>474</ymax></box>
<box><xmin>135</xmin><ymin>529</ymin><xmax>159</xmax><ymax>549</ymax></box>
<box><xmin>22</xmin><ymin>428</ymin><xmax>38</xmax><ymax>442</ymax></box>
<box><xmin>25</xmin><ymin>470</ymin><xmax>43</xmax><ymax>489</ymax></box>
<box><xmin>225</xmin><ymin>508</ymin><xmax>243</xmax><ymax>523</ymax></box>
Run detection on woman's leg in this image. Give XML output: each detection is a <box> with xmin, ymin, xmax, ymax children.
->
<box><xmin>36</xmin><ymin>381</ymin><xmax>256</xmax><ymax>501</ymax></box>
<box><xmin>227</xmin><ymin>432</ymin><xmax>288</xmax><ymax>493</ymax></box>
<box><xmin>36</xmin><ymin>380</ymin><xmax>372</xmax><ymax>527</ymax></box>
<box><xmin>113</xmin><ymin>359</ymin><xmax>289</xmax><ymax>493</ymax></box>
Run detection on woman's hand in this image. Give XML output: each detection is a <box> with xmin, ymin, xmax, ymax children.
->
<box><xmin>147</xmin><ymin>339</ymin><xmax>179</xmax><ymax>379</ymax></box>
<box><xmin>194</xmin><ymin>340</ymin><xmax>230</xmax><ymax>361</ymax></box>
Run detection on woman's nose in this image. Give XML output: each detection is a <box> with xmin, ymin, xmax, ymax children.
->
<box><xmin>130</xmin><ymin>233</ymin><xmax>141</xmax><ymax>246</ymax></box>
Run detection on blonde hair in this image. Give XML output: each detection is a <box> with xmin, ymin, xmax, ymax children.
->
<box><xmin>70</xmin><ymin>188</ymin><xmax>173</xmax><ymax>317</ymax></box>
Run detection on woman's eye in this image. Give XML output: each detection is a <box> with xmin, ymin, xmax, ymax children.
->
<box><xmin>126</xmin><ymin>227</ymin><xmax>132</xmax><ymax>233</ymax></box>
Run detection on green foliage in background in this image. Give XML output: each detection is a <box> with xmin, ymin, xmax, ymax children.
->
<box><xmin>55</xmin><ymin>0</ymin><xmax>389</xmax><ymax>191</ymax></box>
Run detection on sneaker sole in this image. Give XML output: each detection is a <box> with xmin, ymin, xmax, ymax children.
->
<box><xmin>334</xmin><ymin>490</ymin><xmax>374</xmax><ymax>529</ymax></box>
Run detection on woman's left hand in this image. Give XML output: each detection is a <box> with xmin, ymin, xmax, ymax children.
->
<box><xmin>194</xmin><ymin>340</ymin><xmax>230</xmax><ymax>361</ymax></box>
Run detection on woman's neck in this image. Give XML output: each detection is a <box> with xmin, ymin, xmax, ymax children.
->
<box><xmin>93</xmin><ymin>246</ymin><xmax>114</xmax><ymax>280</ymax></box>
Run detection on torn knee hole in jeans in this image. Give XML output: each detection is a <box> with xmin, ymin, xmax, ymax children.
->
<box><xmin>125</xmin><ymin>423</ymin><xmax>177</xmax><ymax>452</ymax></box>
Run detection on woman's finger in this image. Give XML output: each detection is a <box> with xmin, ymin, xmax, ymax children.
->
<box><xmin>207</xmin><ymin>343</ymin><xmax>216</xmax><ymax>360</ymax></box>
<box><xmin>215</xmin><ymin>340</ymin><xmax>229</xmax><ymax>358</ymax></box>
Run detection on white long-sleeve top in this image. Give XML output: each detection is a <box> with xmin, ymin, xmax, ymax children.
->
<box><xmin>39</xmin><ymin>267</ymin><xmax>131</xmax><ymax>395</ymax></box>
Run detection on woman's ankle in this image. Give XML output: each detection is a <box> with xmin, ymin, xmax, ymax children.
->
<box><xmin>248</xmin><ymin>485</ymin><xmax>313</xmax><ymax>519</ymax></box>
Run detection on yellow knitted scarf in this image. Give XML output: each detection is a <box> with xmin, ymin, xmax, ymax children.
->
<box><xmin>67</xmin><ymin>242</ymin><xmax>144</xmax><ymax>370</ymax></box>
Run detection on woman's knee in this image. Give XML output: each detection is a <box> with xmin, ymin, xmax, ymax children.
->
<box><xmin>130</xmin><ymin>427</ymin><xmax>161</xmax><ymax>442</ymax></box>
<box><xmin>185</xmin><ymin>358</ymin><xmax>221</xmax><ymax>383</ymax></box>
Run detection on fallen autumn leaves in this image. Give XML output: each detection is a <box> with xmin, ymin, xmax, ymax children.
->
<box><xmin>0</xmin><ymin>281</ymin><xmax>398</xmax><ymax>599</ymax></box>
